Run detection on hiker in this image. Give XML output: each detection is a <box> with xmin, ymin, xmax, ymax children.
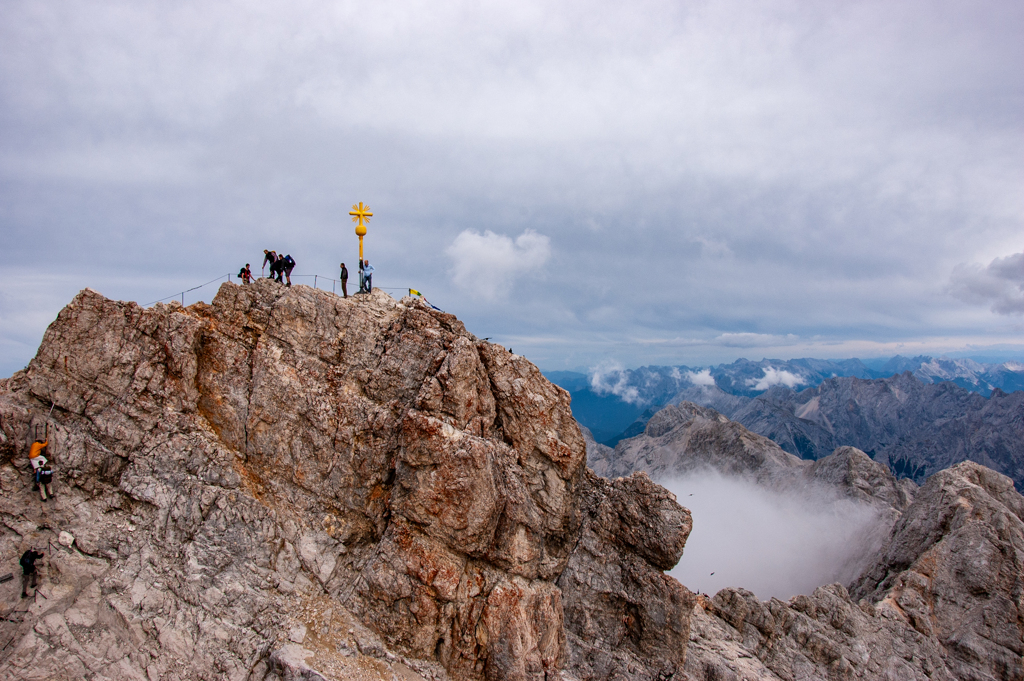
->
<box><xmin>282</xmin><ymin>254</ymin><xmax>296</xmax><ymax>287</ymax></box>
<box><xmin>339</xmin><ymin>262</ymin><xmax>348</xmax><ymax>298</ymax></box>
<box><xmin>20</xmin><ymin>549</ymin><xmax>44</xmax><ymax>598</ymax></box>
<box><xmin>36</xmin><ymin>464</ymin><xmax>54</xmax><ymax>502</ymax></box>
<box><xmin>358</xmin><ymin>260</ymin><xmax>365</xmax><ymax>293</ymax></box>
<box><xmin>262</xmin><ymin>250</ymin><xmax>278</xmax><ymax>277</ymax></box>
<box><xmin>29</xmin><ymin>439</ymin><xmax>47</xmax><ymax>481</ymax></box>
<box><xmin>238</xmin><ymin>264</ymin><xmax>253</xmax><ymax>284</ymax></box>
<box><xmin>363</xmin><ymin>260</ymin><xmax>374</xmax><ymax>292</ymax></box>
<box><xmin>269</xmin><ymin>256</ymin><xmax>286</xmax><ymax>283</ymax></box>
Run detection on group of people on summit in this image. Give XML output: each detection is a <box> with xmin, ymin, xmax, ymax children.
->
<box><xmin>261</xmin><ymin>250</ymin><xmax>297</xmax><ymax>286</ymax></box>
<box><xmin>237</xmin><ymin>250</ymin><xmax>375</xmax><ymax>298</ymax></box>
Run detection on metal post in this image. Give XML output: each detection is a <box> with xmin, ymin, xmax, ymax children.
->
<box><xmin>314</xmin><ymin>275</ymin><xmax>318</xmax><ymax>289</ymax></box>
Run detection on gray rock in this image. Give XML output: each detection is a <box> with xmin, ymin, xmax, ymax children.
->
<box><xmin>0</xmin><ymin>282</ymin><xmax>689</xmax><ymax>681</ymax></box>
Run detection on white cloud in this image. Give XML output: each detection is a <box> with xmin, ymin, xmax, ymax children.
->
<box><xmin>714</xmin><ymin>333</ymin><xmax>801</xmax><ymax>348</ymax></box>
<box><xmin>664</xmin><ymin>471</ymin><xmax>885</xmax><ymax>600</ymax></box>
<box><xmin>686</xmin><ymin>369</ymin><xmax>716</xmax><ymax>386</ymax></box>
<box><xmin>949</xmin><ymin>252</ymin><xmax>1024</xmax><ymax>315</ymax></box>
<box><xmin>747</xmin><ymin>367</ymin><xmax>804</xmax><ymax>391</ymax></box>
<box><xmin>588</xmin><ymin>360</ymin><xmax>643</xmax><ymax>405</ymax></box>
<box><xmin>446</xmin><ymin>229</ymin><xmax>550</xmax><ymax>300</ymax></box>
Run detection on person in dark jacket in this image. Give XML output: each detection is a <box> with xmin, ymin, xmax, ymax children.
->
<box><xmin>269</xmin><ymin>256</ymin><xmax>286</xmax><ymax>283</ymax></box>
<box><xmin>20</xmin><ymin>549</ymin><xmax>43</xmax><ymax>598</ymax></box>
<box><xmin>282</xmin><ymin>255</ymin><xmax>296</xmax><ymax>286</ymax></box>
<box><xmin>339</xmin><ymin>262</ymin><xmax>348</xmax><ymax>298</ymax></box>
<box><xmin>262</xmin><ymin>250</ymin><xmax>278</xmax><ymax>277</ymax></box>
<box><xmin>36</xmin><ymin>463</ymin><xmax>53</xmax><ymax>501</ymax></box>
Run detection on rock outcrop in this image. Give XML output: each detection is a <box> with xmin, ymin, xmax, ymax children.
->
<box><xmin>684</xmin><ymin>461</ymin><xmax>1024</xmax><ymax>681</ymax></box>
<box><xmin>0</xmin><ymin>282</ymin><xmax>692</xmax><ymax>681</ymax></box>
<box><xmin>590</xmin><ymin>401</ymin><xmax>1024</xmax><ymax>681</ymax></box>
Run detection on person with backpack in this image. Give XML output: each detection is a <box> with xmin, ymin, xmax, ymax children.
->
<box><xmin>282</xmin><ymin>255</ymin><xmax>296</xmax><ymax>287</ymax></box>
<box><xmin>35</xmin><ymin>463</ymin><xmax>54</xmax><ymax>501</ymax></box>
<box><xmin>20</xmin><ymin>549</ymin><xmax>44</xmax><ymax>598</ymax></box>
<box><xmin>262</xmin><ymin>250</ymin><xmax>278</xmax><ymax>277</ymax></box>
<box><xmin>28</xmin><ymin>439</ymin><xmax>47</xmax><ymax>489</ymax></box>
<box><xmin>339</xmin><ymin>262</ymin><xmax>348</xmax><ymax>298</ymax></box>
<box><xmin>238</xmin><ymin>264</ymin><xmax>253</xmax><ymax>284</ymax></box>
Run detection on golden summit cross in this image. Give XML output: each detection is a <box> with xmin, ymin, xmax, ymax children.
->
<box><xmin>349</xmin><ymin>201</ymin><xmax>373</xmax><ymax>267</ymax></box>
<box><xmin>349</xmin><ymin>202</ymin><xmax>372</xmax><ymax>231</ymax></box>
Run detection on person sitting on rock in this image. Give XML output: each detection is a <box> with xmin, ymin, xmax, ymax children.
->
<box><xmin>36</xmin><ymin>463</ymin><xmax>54</xmax><ymax>502</ymax></box>
<box><xmin>20</xmin><ymin>548</ymin><xmax>43</xmax><ymax>599</ymax></box>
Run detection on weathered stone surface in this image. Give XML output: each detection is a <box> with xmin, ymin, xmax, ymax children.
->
<box><xmin>591</xmin><ymin>401</ymin><xmax>1024</xmax><ymax>681</ymax></box>
<box><xmin>851</xmin><ymin>461</ymin><xmax>1024</xmax><ymax>681</ymax></box>
<box><xmin>683</xmin><ymin>461</ymin><xmax>1024</xmax><ymax>681</ymax></box>
<box><xmin>0</xmin><ymin>282</ymin><xmax>690</xmax><ymax>681</ymax></box>
<box><xmin>558</xmin><ymin>469</ymin><xmax>695</xmax><ymax>680</ymax></box>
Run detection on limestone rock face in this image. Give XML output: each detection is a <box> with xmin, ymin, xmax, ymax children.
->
<box><xmin>684</xmin><ymin>463</ymin><xmax>1024</xmax><ymax>681</ymax></box>
<box><xmin>557</xmin><ymin>469</ymin><xmax>695</xmax><ymax>680</ymax></box>
<box><xmin>0</xmin><ymin>282</ymin><xmax>691</xmax><ymax>681</ymax></box>
<box><xmin>850</xmin><ymin>461</ymin><xmax>1024</xmax><ymax>681</ymax></box>
<box><xmin>591</xmin><ymin>401</ymin><xmax>1024</xmax><ymax>681</ymax></box>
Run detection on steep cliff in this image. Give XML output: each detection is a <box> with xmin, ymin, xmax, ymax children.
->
<box><xmin>0</xmin><ymin>282</ymin><xmax>692</xmax><ymax>681</ymax></box>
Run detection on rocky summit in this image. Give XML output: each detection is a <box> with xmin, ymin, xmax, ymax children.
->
<box><xmin>0</xmin><ymin>281</ymin><xmax>690</xmax><ymax>681</ymax></box>
<box><xmin>0</xmin><ymin>282</ymin><xmax>1022</xmax><ymax>680</ymax></box>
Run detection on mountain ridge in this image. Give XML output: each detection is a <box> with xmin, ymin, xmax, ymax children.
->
<box><xmin>1</xmin><ymin>284</ymin><xmax>1022</xmax><ymax>679</ymax></box>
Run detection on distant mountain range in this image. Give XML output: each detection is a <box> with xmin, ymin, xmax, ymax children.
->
<box><xmin>547</xmin><ymin>356</ymin><xmax>1024</xmax><ymax>488</ymax></box>
<box><xmin>546</xmin><ymin>355</ymin><xmax>1024</xmax><ymax>443</ymax></box>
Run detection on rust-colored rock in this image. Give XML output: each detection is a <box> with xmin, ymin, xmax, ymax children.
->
<box><xmin>0</xmin><ymin>281</ymin><xmax>691</xmax><ymax>681</ymax></box>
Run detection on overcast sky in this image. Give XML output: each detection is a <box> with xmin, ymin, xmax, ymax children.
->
<box><xmin>2</xmin><ymin>0</ymin><xmax>1022</xmax><ymax>377</ymax></box>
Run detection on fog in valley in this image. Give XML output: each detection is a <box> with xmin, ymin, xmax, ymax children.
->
<box><xmin>663</xmin><ymin>471</ymin><xmax>887</xmax><ymax>600</ymax></box>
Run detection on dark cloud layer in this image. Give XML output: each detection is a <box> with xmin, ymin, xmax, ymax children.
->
<box><xmin>1</xmin><ymin>1</ymin><xmax>1022</xmax><ymax>376</ymax></box>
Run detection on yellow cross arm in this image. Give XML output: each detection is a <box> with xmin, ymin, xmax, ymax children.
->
<box><xmin>349</xmin><ymin>202</ymin><xmax>373</xmax><ymax>226</ymax></box>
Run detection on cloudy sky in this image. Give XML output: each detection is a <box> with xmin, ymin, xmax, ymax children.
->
<box><xmin>1</xmin><ymin>0</ymin><xmax>1022</xmax><ymax>377</ymax></box>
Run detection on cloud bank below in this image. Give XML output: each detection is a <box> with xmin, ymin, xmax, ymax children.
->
<box><xmin>663</xmin><ymin>471</ymin><xmax>886</xmax><ymax>600</ymax></box>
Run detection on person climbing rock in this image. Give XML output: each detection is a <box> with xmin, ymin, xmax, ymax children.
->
<box><xmin>262</xmin><ymin>250</ymin><xmax>278</xmax><ymax>277</ymax></box>
<box><xmin>36</xmin><ymin>463</ymin><xmax>54</xmax><ymax>501</ymax></box>
<box><xmin>20</xmin><ymin>549</ymin><xmax>43</xmax><ymax>598</ymax></box>
<box><xmin>28</xmin><ymin>439</ymin><xmax>47</xmax><ymax>488</ymax></box>
<box><xmin>282</xmin><ymin>255</ymin><xmax>296</xmax><ymax>287</ymax></box>
<box><xmin>238</xmin><ymin>264</ymin><xmax>253</xmax><ymax>284</ymax></box>
<box><xmin>363</xmin><ymin>260</ymin><xmax>374</xmax><ymax>292</ymax></box>
<box><xmin>339</xmin><ymin>262</ymin><xmax>349</xmax><ymax>298</ymax></box>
